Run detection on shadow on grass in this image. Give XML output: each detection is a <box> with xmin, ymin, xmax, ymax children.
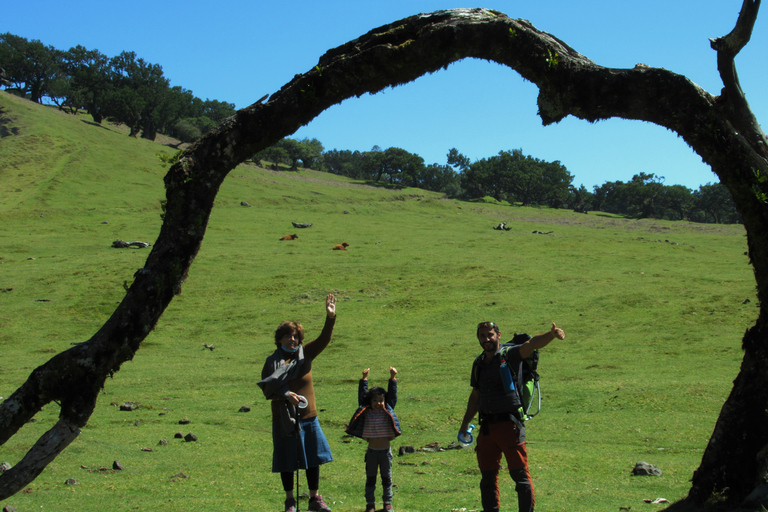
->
<box><xmin>662</xmin><ymin>498</ymin><xmax>765</xmax><ymax>512</ymax></box>
<box><xmin>362</xmin><ymin>180</ymin><xmax>406</xmax><ymax>190</ymax></box>
<box><xmin>80</xmin><ymin>119</ymin><xmax>112</xmax><ymax>129</ymax></box>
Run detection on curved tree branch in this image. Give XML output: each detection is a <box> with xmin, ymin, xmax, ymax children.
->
<box><xmin>710</xmin><ymin>0</ymin><xmax>768</xmax><ymax>161</ymax></box>
<box><xmin>1</xmin><ymin>6</ymin><xmax>766</xmax><ymax>506</ymax></box>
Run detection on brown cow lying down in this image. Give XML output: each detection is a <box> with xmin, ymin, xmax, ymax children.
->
<box><xmin>332</xmin><ymin>242</ymin><xmax>349</xmax><ymax>250</ymax></box>
<box><xmin>279</xmin><ymin>234</ymin><xmax>299</xmax><ymax>240</ymax></box>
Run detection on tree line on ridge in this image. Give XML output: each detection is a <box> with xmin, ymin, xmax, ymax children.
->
<box><xmin>0</xmin><ymin>32</ymin><xmax>738</xmax><ymax>224</ymax></box>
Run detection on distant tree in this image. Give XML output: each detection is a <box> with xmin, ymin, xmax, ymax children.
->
<box><xmin>625</xmin><ymin>172</ymin><xmax>666</xmax><ymax>218</ymax></box>
<box><xmin>447</xmin><ymin>147</ymin><xmax>470</xmax><ymax>171</ymax></box>
<box><xmin>593</xmin><ymin>180</ymin><xmax>628</xmax><ymax>215</ymax></box>
<box><xmin>694</xmin><ymin>182</ymin><xmax>741</xmax><ymax>224</ymax></box>
<box><xmin>322</xmin><ymin>148</ymin><xmax>363</xmax><ymax>177</ymax></box>
<box><xmin>274</xmin><ymin>138</ymin><xmax>305</xmax><ymax>169</ymax></box>
<box><xmin>254</xmin><ymin>146</ymin><xmax>289</xmax><ymax>169</ymax></box>
<box><xmin>422</xmin><ymin>163</ymin><xmax>460</xmax><ymax>196</ymax></box>
<box><xmin>170</xmin><ymin>118</ymin><xmax>202</xmax><ymax>143</ymax></box>
<box><xmin>461</xmin><ymin>149</ymin><xmax>572</xmax><ymax>206</ymax></box>
<box><xmin>198</xmin><ymin>98</ymin><xmax>236</xmax><ymax>123</ymax></box>
<box><xmin>61</xmin><ymin>46</ymin><xmax>112</xmax><ymax>123</ymax></box>
<box><xmin>538</xmin><ymin>160</ymin><xmax>573</xmax><ymax>208</ymax></box>
<box><xmin>106</xmin><ymin>51</ymin><xmax>169</xmax><ymax>140</ymax></box>
<box><xmin>569</xmin><ymin>184</ymin><xmax>594</xmax><ymax>213</ymax></box>
<box><xmin>0</xmin><ymin>33</ymin><xmax>60</xmax><ymax>103</ymax></box>
<box><xmin>388</xmin><ymin>147</ymin><xmax>425</xmax><ymax>187</ymax></box>
<box><xmin>661</xmin><ymin>184</ymin><xmax>696</xmax><ymax>220</ymax></box>
<box><xmin>461</xmin><ymin>156</ymin><xmax>505</xmax><ymax>201</ymax></box>
<box><xmin>298</xmin><ymin>138</ymin><xmax>324</xmax><ymax>169</ymax></box>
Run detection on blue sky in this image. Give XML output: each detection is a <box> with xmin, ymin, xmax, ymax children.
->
<box><xmin>3</xmin><ymin>0</ymin><xmax>766</xmax><ymax>190</ymax></box>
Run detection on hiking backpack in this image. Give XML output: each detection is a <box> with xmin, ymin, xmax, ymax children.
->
<box><xmin>474</xmin><ymin>332</ymin><xmax>542</xmax><ymax>421</ymax></box>
<box><xmin>506</xmin><ymin>333</ymin><xmax>541</xmax><ymax>420</ymax></box>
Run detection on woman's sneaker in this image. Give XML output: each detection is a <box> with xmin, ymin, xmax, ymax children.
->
<box><xmin>308</xmin><ymin>494</ymin><xmax>331</xmax><ymax>512</ymax></box>
<box><xmin>384</xmin><ymin>503</ymin><xmax>394</xmax><ymax>511</ymax></box>
<box><xmin>365</xmin><ymin>504</ymin><xmax>376</xmax><ymax>512</ymax></box>
<box><xmin>284</xmin><ymin>497</ymin><xmax>297</xmax><ymax>512</ymax></box>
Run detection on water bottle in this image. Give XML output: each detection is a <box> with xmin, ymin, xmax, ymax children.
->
<box><xmin>458</xmin><ymin>424</ymin><xmax>475</xmax><ymax>447</ymax></box>
<box><xmin>500</xmin><ymin>360</ymin><xmax>515</xmax><ymax>393</ymax></box>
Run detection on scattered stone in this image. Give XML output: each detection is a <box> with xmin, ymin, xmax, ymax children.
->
<box><xmin>158</xmin><ymin>439</ymin><xmax>169</xmax><ymax>445</ymax></box>
<box><xmin>240</xmin><ymin>201</ymin><xmax>252</xmax><ymax>207</ymax></box>
<box><xmin>632</xmin><ymin>461</ymin><xmax>662</xmax><ymax>476</ymax></box>
<box><xmin>184</xmin><ymin>433</ymin><xmax>198</xmax><ymax>442</ymax></box>
<box><xmin>141</xmin><ymin>447</ymin><xmax>153</xmax><ymax>452</ymax></box>
<box><xmin>291</xmin><ymin>222</ymin><xmax>313</xmax><ymax>228</ymax></box>
<box><xmin>170</xmin><ymin>472</ymin><xmax>189</xmax><ymax>481</ymax></box>
<box><xmin>398</xmin><ymin>446</ymin><xmax>415</xmax><ymax>456</ymax></box>
<box><xmin>120</xmin><ymin>402</ymin><xmax>137</xmax><ymax>411</ymax></box>
<box><xmin>419</xmin><ymin>441</ymin><xmax>444</xmax><ymax>453</ymax></box>
<box><xmin>112</xmin><ymin>240</ymin><xmax>151</xmax><ymax>249</ymax></box>
<box><xmin>174</xmin><ymin>432</ymin><xmax>184</xmax><ymax>439</ymax></box>
<box><xmin>134</xmin><ymin>421</ymin><xmax>141</xmax><ymax>427</ymax></box>
<box><xmin>238</xmin><ymin>406</ymin><xmax>251</xmax><ymax>413</ymax></box>
<box><xmin>0</xmin><ymin>462</ymin><xmax>11</xmax><ymax>472</ymax></box>
<box><xmin>744</xmin><ymin>298</ymin><xmax>752</xmax><ymax>304</ymax></box>
<box><xmin>4</xmin><ymin>505</ymin><xmax>18</xmax><ymax>512</ymax></box>
<box><xmin>64</xmin><ymin>478</ymin><xmax>78</xmax><ymax>485</ymax></box>
<box><xmin>179</xmin><ymin>418</ymin><xmax>191</xmax><ymax>425</ymax></box>
<box><xmin>112</xmin><ymin>461</ymin><xmax>124</xmax><ymax>471</ymax></box>
<box><xmin>101</xmin><ymin>221</ymin><xmax>109</xmax><ymax>224</ymax></box>
<box><xmin>343</xmin><ymin>211</ymin><xmax>350</xmax><ymax>214</ymax></box>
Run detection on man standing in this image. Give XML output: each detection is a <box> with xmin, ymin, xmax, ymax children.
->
<box><xmin>459</xmin><ymin>321</ymin><xmax>565</xmax><ymax>512</ymax></box>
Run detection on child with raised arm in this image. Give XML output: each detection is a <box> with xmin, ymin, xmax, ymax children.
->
<box><xmin>345</xmin><ymin>367</ymin><xmax>401</xmax><ymax>512</ymax></box>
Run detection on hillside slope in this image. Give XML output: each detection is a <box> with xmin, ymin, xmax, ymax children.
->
<box><xmin>0</xmin><ymin>91</ymin><xmax>759</xmax><ymax>511</ymax></box>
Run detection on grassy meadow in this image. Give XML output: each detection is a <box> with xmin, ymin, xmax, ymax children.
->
<box><xmin>0</xmin><ymin>90</ymin><xmax>758</xmax><ymax>511</ymax></box>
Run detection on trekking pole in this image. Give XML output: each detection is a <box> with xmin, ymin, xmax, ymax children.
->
<box><xmin>294</xmin><ymin>395</ymin><xmax>308</xmax><ymax>512</ymax></box>
<box><xmin>295</xmin><ymin>404</ymin><xmax>300</xmax><ymax>512</ymax></box>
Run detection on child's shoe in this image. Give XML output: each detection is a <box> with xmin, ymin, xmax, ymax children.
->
<box><xmin>384</xmin><ymin>503</ymin><xmax>394</xmax><ymax>511</ymax></box>
<box><xmin>284</xmin><ymin>497</ymin><xmax>297</xmax><ymax>512</ymax></box>
<box><xmin>308</xmin><ymin>494</ymin><xmax>332</xmax><ymax>512</ymax></box>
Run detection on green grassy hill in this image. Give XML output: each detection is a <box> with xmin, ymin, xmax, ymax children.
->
<box><xmin>0</xmin><ymin>91</ymin><xmax>757</xmax><ymax>511</ymax></box>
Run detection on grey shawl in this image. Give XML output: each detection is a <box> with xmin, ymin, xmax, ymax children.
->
<box><xmin>257</xmin><ymin>345</ymin><xmax>305</xmax><ymax>435</ymax></box>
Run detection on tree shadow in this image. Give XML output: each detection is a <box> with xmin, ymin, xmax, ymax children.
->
<box><xmin>361</xmin><ymin>180</ymin><xmax>405</xmax><ymax>190</ymax></box>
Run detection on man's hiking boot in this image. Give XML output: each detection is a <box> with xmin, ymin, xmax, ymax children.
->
<box><xmin>284</xmin><ymin>497</ymin><xmax>297</xmax><ymax>512</ymax></box>
<box><xmin>308</xmin><ymin>494</ymin><xmax>331</xmax><ymax>512</ymax></box>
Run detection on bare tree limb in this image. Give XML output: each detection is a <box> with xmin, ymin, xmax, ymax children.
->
<box><xmin>710</xmin><ymin>0</ymin><xmax>768</xmax><ymax>162</ymax></box>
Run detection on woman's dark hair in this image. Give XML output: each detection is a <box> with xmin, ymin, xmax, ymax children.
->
<box><xmin>365</xmin><ymin>386</ymin><xmax>387</xmax><ymax>405</ymax></box>
<box><xmin>274</xmin><ymin>321</ymin><xmax>305</xmax><ymax>347</ymax></box>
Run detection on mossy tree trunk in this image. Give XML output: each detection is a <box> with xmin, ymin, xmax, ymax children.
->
<box><xmin>1</xmin><ymin>3</ymin><xmax>766</xmax><ymax>507</ymax></box>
